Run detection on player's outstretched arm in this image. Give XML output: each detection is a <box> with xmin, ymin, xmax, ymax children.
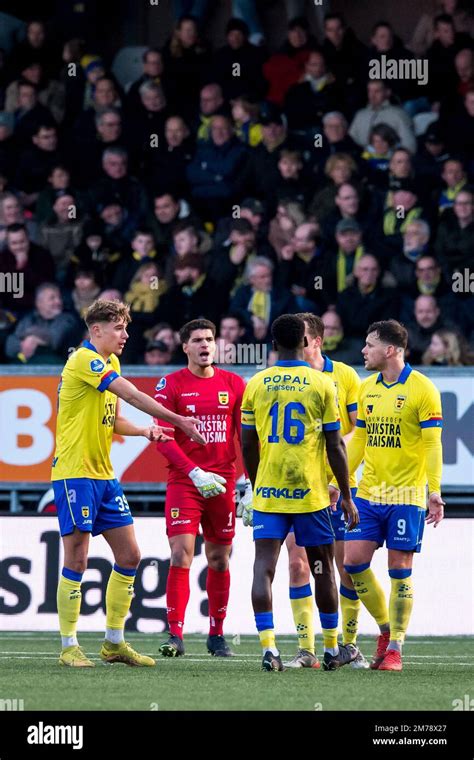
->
<box><xmin>109</xmin><ymin>376</ymin><xmax>206</xmax><ymax>445</ymax></box>
<box><xmin>242</xmin><ymin>426</ymin><xmax>260</xmax><ymax>488</ymax></box>
<box><xmin>422</xmin><ymin>426</ymin><xmax>445</xmax><ymax>527</ymax></box>
<box><xmin>324</xmin><ymin>429</ymin><xmax>359</xmax><ymax>529</ymax></box>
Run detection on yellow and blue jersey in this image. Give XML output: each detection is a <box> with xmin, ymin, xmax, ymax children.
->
<box><xmin>354</xmin><ymin>363</ymin><xmax>442</xmax><ymax>507</ymax></box>
<box><xmin>322</xmin><ymin>355</ymin><xmax>360</xmax><ymax>488</ymax></box>
<box><xmin>241</xmin><ymin>360</ymin><xmax>340</xmax><ymax>514</ymax></box>
<box><xmin>51</xmin><ymin>340</ymin><xmax>121</xmax><ymax>481</ymax></box>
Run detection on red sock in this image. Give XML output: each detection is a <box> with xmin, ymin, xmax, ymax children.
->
<box><xmin>207</xmin><ymin>567</ymin><xmax>230</xmax><ymax>637</ymax></box>
<box><xmin>166</xmin><ymin>566</ymin><xmax>190</xmax><ymax>638</ymax></box>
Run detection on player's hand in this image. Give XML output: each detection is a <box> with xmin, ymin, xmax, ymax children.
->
<box><xmin>177</xmin><ymin>416</ymin><xmax>206</xmax><ymax>445</ymax></box>
<box><xmin>426</xmin><ymin>492</ymin><xmax>445</xmax><ymax>527</ymax></box>
<box><xmin>328</xmin><ymin>485</ymin><xmax>340</xmax><ymax>512</ymax></box>
<box><xmin>236</xmin><ymin>479</ymin><xmax>253</xmax><ymax>526</ymax></box>
<box><xmin>189</xmin><ymin>467</ymin><xmax>227</xmax><ymax>498</ymax></box>
<box><xmin>144</xmin><ymin>425</ymin><xmax>174</xmax><ymax>442</ymax></box>
<box><xmin>341</xmin><ymin>496</ymin><xmax>359</xmax><ymax>531</ymax></box>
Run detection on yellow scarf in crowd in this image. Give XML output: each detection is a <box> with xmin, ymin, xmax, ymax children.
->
<box><xmin>248</xmin><ymin>289</ymin><xmax>270</xmax><ymax>323</ymax></box>
<box><xmin>337</xmin><ymin>245</ymin><xmax>364</xmax><ymax>292</ymax></box>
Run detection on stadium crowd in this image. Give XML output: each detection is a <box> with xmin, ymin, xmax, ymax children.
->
<box><xmin>0</xmin><ymin>4</ymin><xmax>473</xmax><ymax>367</ymax></box>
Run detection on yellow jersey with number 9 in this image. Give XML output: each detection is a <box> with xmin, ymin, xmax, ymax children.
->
<box><xmin>241</xmin><ymin>360</ymin><xmax>340</xmax><ymax>513</ymax></box>
<box><xmin>51</xmin><ymin>340</ymin><xmax>121</xmax><ymax>481</ymax></box>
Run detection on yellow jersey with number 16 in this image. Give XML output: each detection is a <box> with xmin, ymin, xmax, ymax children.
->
<box><xmin>51</xmin><ymin>340</ymin><xmax>121</xmax><ymax>481</ymax></box>
<box><xmin>241</xmin><ymin>360</ymin><xmax>340</xmax><ymax>514</ymax></box>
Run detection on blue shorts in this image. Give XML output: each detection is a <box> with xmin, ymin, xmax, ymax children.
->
<box><xmin>253</xmin><ymin>508</ymin><xmax>334</xmax><ymax>547</ymax></box>
<box><xmin>330</xmin><ymin>487</ymin><xmax>358</xmax><ymax>539</ymax></box>
<box><xmin>344</xmin><ymin>497</ymin><xmax>425</xmax><ymax>553</ymax></box>
<box><xmin>52</xmin><ymin>478</ymin><xmax>134</xmax><ymax>537</ymax></box>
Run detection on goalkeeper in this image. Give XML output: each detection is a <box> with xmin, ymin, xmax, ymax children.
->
<box><xmin>153</xmin><ymin>319</ymin><xmax>249</xmax><ymax>658</ymax></box>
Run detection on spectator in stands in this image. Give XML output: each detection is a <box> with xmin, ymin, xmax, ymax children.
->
<box><xmin>164</xmin><ymin>220</ymin><xmax>211</xmax><ymax>286</ymax></box>
<box><xmin>435</xmin><ymin>186</ymin><xmax>474</xmax><ymax>276</ymax></box>
<box><xmin>144</xmin><ymin>320</ymin><xmax>182</xmax><ymax>363</ymax></box>
<box><xmin>308</xmin><ymin>152</ymin><xmax>358</xmax><ymax>223</ymax></box>
<box><xmin>71</xmin><ymin>268</ymin><xmax>101</xmax><ymax>317</ymax></box>
<box><xmin>426</xmin><ymin>13</ymin><xmax>473</xmax><ymax>108</ymax></box>
<box><xmin>324</xmin><ymin>218</ymin><xmax>366</xmax><ymax>302</ymax></box>
<box><xmin>143</xmin><ymin>338</ymin><xmax>174</xmax><ymax>366</ymax></box>
<box><xmin>311</xmin><ymin>112</ymin><xmax>360</xmax><ymax>177</ymax></box>
<box><xmin>59</xmin><ymin>38</ymin><xmax>86</xmax><ymax>127</ymax></box>
<box><xmin>35</xmin><ymin>164</ymin><xmax>76</xmax><ymax>224</ymax></box>
<box><xmin>390</xmin><ymin>220</ymin><xmax>433</xmax><ymax>290</ymax></box>
<box><xmin>413</xmin><ymin>122</ymin><xmax>452</xmax><ymax>185</ymax></box>
<box><xmin>377</xmin><ymin>178</ymin><xmax>424</xmax><ymax>262</ymax></box>
<box><xmin>9</xmin><ymin>19</ymin><xmax>60</xmax><ymax>80</ymax></box>
<box><xmin>128</xmin><ymin>81</ymin><xmax>169</xmax><ymax>168</ymax></box>
<box><xmin>454</xmin><ymin>48</ymin><xmax>474</xmax><ymax>98</ymax></box>
<box><xmin>410</xmin><ymin>0</ymin><xmax>474</xmax><ymax>57</ymax></box>
<box><xmin>73</xmin><ymin>75</ymin><xmax>122</xmax><ymax>142</ymax></box>
<box><xmin>162</xmin><ymin>15</ymin><xmax>211</xmax><ymax>120</ymax></box>
<box><xmin>337</xmin><ymin>254</ymin><xmax>399</xmax><ymax>339</ymax></box>
<box><xmin>208</xmin><ymin>218</ymin><xmax>259</xmax><ymax>296</ymax></box>
<box><xmin>186</xmin><ymin>115</ymin><xmax>248</xmax><ymax>222</ymax></box>
<box><xmin>14</xmin><ymin>123</ymin><xmax>63</xmax><ymax>208</ymax></box>
<box><xmin>438</xmin><ymin>158</ymin><xmax>468</xmax><ymax>214</ymax></box>
<box><xmin>230</xmin><ymin>256</ymin><xmax>296</xmax><ymax>343</ymax></box>
<box><xmin>113</xmin><ymin>228</ymin><xmax>159</xmax><ymax>294</ymax></box>
<box><xmin>68</xmin><ymin>219</ymin><xmax>122</xmax><ymax>288</ymax></box>
<box><xmin>39</xmin><ymin>190</ymin><xmax>84</xmax><ymax>282</ymax></box>
<box><xmin>245</xmin><ymin>103</ymin><xmax>290</xmax><ymax>201</ymax></box>
<box><xmin>14</xmin><ymin>80</ymin><xmax>56</xmax><ymax>151</ymax></box>
<box><xmin>407</xmin><ymin>294</ymin><xmax>451</xmax><ymax>363</ymax></box>
<box><xmin>321</xmin><ymin>182</ymin><xmax>373</xmax><ymax>245</ymax></box>
<box><xmin>5</xmin><ymin>282</ymin><xmax>80</xmax><ymax>363</ymax></box>
<box><xmin>126</xmin><ymin>48</ymin><xmax>167</xmax><ymax>112</ymax></box>
<box><xmin>367</xmin><ymin>21</ymin><xmax>419</xmax><ymax>107</ymax></box>
<box><xmin>5</xmin><ymin>60</ymin><xmax>65</xmax><ymax>124</ymax></box>
<box><xmin>265</xmin><ymin>149</ymin><xmax>308</xmax><ymax>217</ymax></box>
<box><xmin>73</xmin><ymin>106</ymin><xmax>124</xmax><ymax>187</ymax></box>
<box><xmin>88</xmin><ymin>146</ymin><xmax>148</xmax><ymax>229</ymax></box>
<box><xmin>321</xmin><ymin>13</ymin><xmax>367</xmax><ymax>117</ymax></box>
<box><xmin>158</xmin><ymin>252</ymin><xmax>223</xmax><ymax>329</ymax></box>
<box><xmin>145</xmin><ymin>115</ymin><xmax>194</xmax><ymax>199</ymax></box>
<box><xmin>195</xmin><ymin>83</ymin><xmax>227</xmax><ymax>142</ymax></box>
<box><xmin>279</xmin><ymin>221</ymin><xmax>326</xmax><ymax>310</ymax></box>
<box><xmin>448</xmin><ymin>89</ymin><xmax>474</xmax><ymax>174</ymax></box>
<box><xmin>216</xmin><ymin>312</ymin><xmax>246</xmax><ymax>354</ymax></box>
<box><xmin>349</xmin><ymin>80</ymin><xmax>417</xmax><ymax>154</ymax></box>
<box><xmin>263</xmin><ymin>16</ymin><xmax>318</xmax><ymax>106</ymax></box>
<box><xmin>0</xmin><ymin>193</ymin><xmax>39</xmax><ymax>250</ymax></box>
<box><xmin>268</xmin><ymin>200</ymin><xmax>305</xmax><ymax>258</ymax></box>
<box><xmin>0</xmin><ymin>224</ymin><xmax>54</xmax><ymax>313</ymax></box>
<box><xmin>284</xmin><ymin>50</ymin><xmax>339</xmax><ymax>130</ymax></box>
<box><xmin>231</xmin><ymin>96</ymin><xmax>263</xmax><ymax>148</ymax></box>
<box><xmin>360</xmin><ymin>123</ymin><xmax>400</xmax><ymax>187</ymax></box>
<box><xmin>147</xmin><ymin>191</ymin><xmax>201</xmax><ymax>250</ymax></box>
<box><xmin>124</xmin><ymin>261</ymin><xmax>164</xmax><ymax>314</ymax></box>
<box><xmin>213</xmin><ymin>18</ymin><xmax>266</xmax><ymax>101</ymax></box>
<box><xmin>422</xmin><ymin>327</ymin><xmax>473</xmax><ymax>365</ymax></box>
<box><xmin>99</xmin><ymin>200</ymin><xmax>136</xmax><ymax>251</ymax></box>
<box><xmin>321</xmin><ymin>308</ymin><xmax>364</xmax><ymax>364</ymax></box>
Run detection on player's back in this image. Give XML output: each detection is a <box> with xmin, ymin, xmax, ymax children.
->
<box><xmin>52</xmin><ymin>344</ymin><xmax>120</xmax><ymax>481</ymax></box>
<box><xmin>242</xmin><ymin>360</ymin><xmax>340</xmax><ymax>513</ymax></box>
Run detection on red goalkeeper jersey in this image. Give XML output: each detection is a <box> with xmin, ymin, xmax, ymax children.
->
<box><xmin>154</xmin><ymin>366</ymin><xmax>246</xmax><ymax>481</ymax></box>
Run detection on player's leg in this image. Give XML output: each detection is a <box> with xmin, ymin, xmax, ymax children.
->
<box><xmin>379</xmin><ymin>505</ymin><xmax>424</xmax><ymax>671</ymax></box>
<box><xmin>161</xmin><ymin>479</ymin><xmax>201</xmax><ymax>655</ymax></box>
<box><xmin>100</xmin><ymin>522</ymin><xmax>154</xmax><ymax>666</ymax></box>
<box><xmin>204</xmin><ymin>541</ymin><xmax>233</xmax><ymax>655</ymax></box>
<box><xmin>335</xmin><ymin>540</ymin><xmax>369</xmax><ymax>668</ymax></box>
<box><xmin>53</xmin><ymin>478</ymin><xmax>94</xmax><ymax>667</ymax></box>
<box><xmin>295</xmin><ymin>509</ymin><xmax>356</xmax><ymax>670</ymax></box>
<box><xmin>201</xmin><ymin>481</ymin><xmax>235</xmax><ymax>655</ymax></box>
<box><xmin>252</xmin><ymin>509</ymin><xmax>290</xmax><ymax>671</ymax></box>
<box><xmin>283</xmin><ymin>530</ymin><xmax>317</xmax><ymax>668</ymax></box>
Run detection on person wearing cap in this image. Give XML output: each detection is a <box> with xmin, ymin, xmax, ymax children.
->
<box><xmin>157</xmin><ymin>253</ymin><xmax>224</xmax><ymax>330</ymax></box>
<box><xmin>245</xmin><ymin>103</ymin><xmax>292</xmax><ymax>202</ymax></box>
<box><xmin>213</xmin><ymin>18</ymin><xmax>266</xmax><ymax>101</ymax></box>
<box><xmin>376</xmin><ymin>178</ymin><xmax>424</xmax><ymax>263</ymax></box>
<box><xmin>413</xmin><ymin>122</ymin><xmax>451</xmax><ymax>184</ymax></box>
<box><xmin>324</xmin><ymin>218</ymin><xmax>366</xmax><ymax>302</ymax></box>
<box><xmin>80</xmin><ymin>55</ymin><xmax>106</xmax><ymax>110</ymax></box>
<box><xmin>143</xmin><ymin>338</ymin><xmax>174</xmax><ymax>366</ymax></box>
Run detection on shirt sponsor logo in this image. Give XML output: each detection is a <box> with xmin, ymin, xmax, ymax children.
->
<box><xmin>171</xmin><ymin>519</ymin><xmax>191</xmax><ymax>526</ymax></box>
<box><xmin>155</xmin><ymin>377</ymin><xmax>167</xmax><ymax>391</ymax></box>
<box><xmin>394</xmin><ymin>395</ymin><xmax>407</xmax><ymax>411</ymax></box>
<box><xmin>256</xmin><ymin>487</ymin><xmax>311</xmax><ymax>499</ymax></box>
<box><xmin>218</xmin><ymin>392</ymin><xmax>229</xmax><ymax>405</ymax></box>
<box><xmin>90</xmin><ymin>359</ymin><xmax>105</xmax><ymax>373</ymax></box>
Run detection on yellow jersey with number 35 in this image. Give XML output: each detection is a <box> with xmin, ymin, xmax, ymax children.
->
<box><xmin>241</xmin><ymin>360</ymin><xmax>340</xmax><ymax>513</ymax></box>
<box><xmin>51</xmin><ymin>340</ymin><xmax>121</xmax><ymax>481</ymax></box>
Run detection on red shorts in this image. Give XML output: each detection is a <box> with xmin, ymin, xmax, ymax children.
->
<box><xmin>165</xmin><ymin>477</ymin><xmax>236</xmax><ymax>544</ymax></box>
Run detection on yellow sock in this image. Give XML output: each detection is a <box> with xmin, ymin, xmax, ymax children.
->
<box><xmin>105</xmin><ymin>564</ymin><xmax>136</xmax><ymax>632</ymax></box>
<box><xmin>319</xmin><ymin>612</ymin><xmax>339</xmax><ymax>650</ymax></box>
<box><xmin>346</xmin><ymin>563</ymin><xmax>389</xmax><ymax>627</ymax></box>
<box><xmin>290</xmin><ymin>584</ymin><xmax>314</xmax><ymax>653</ymax></box>
<box><xmin>57</xmin><ymin>568</ymin><xmax>82</xmax><ymax>643</ymax></box>
<box><xmin>389</xmin><ymin>570</ymin><xmax>414</xmax><ymax>646</ymax></box>
<box><xmin>340</xmin><ymin>584</ymin><xmax>361</xmax><ymax>645</ymax></box>
<box><xmin>255</xmin><ymin>612</ymin><xmax>277</xmax><ymax>651</ymax></box>
<box><xmin>258</xmin><ymin>629</ymin><xmax>276</xmax><ymax>651</ymax></box>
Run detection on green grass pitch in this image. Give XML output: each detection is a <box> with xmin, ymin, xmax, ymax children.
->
<box><xmin>0</xmin><ymin>633</ymin><xmax>472</xmax><ymax>711</ymax></box>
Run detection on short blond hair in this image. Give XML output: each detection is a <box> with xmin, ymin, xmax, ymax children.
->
<box><xmin>84</xmin><ymin>299</ymin><xmax>131</xmax><ymax>328</ymax></box>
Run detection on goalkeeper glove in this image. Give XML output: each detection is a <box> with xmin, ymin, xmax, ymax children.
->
<box><xmin>188</xmin><ymin>467</ymin><xmax>227</xmax><ymax>498</ymax></box>
<box><xmin>236</xmin><ymin>479</ymin><xmax>253</xmax><ymax>526</ymax></box>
